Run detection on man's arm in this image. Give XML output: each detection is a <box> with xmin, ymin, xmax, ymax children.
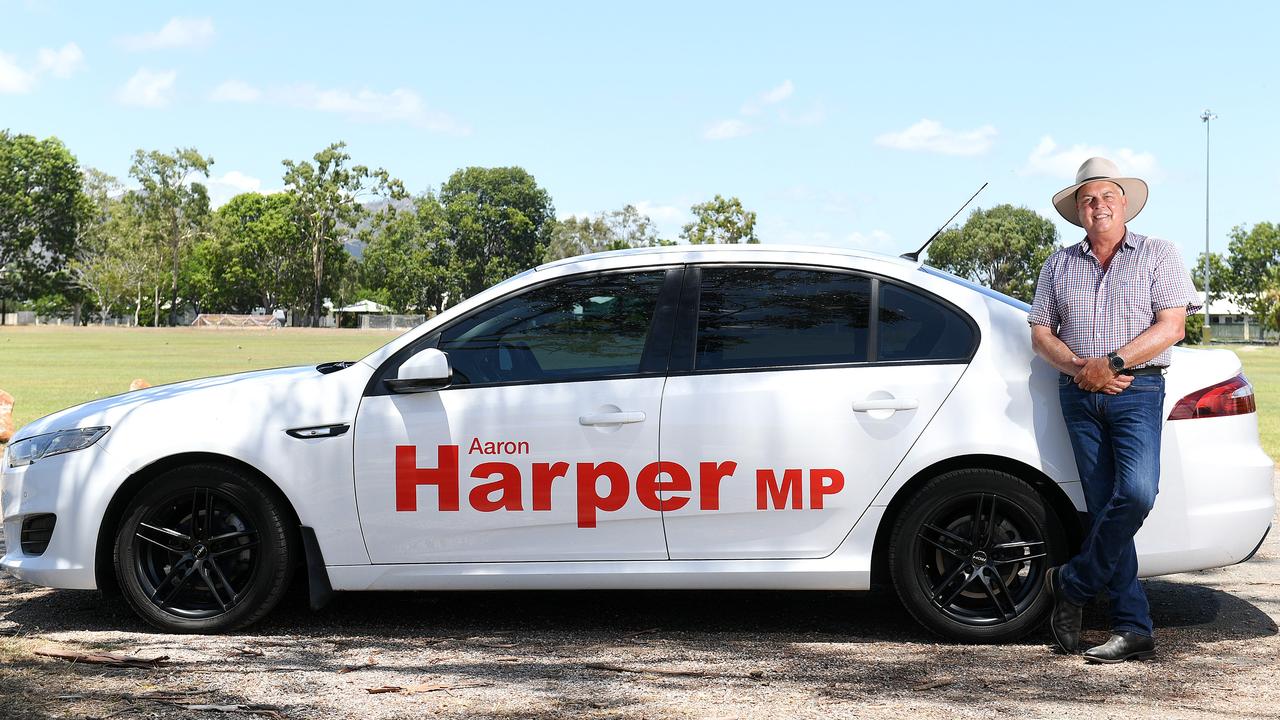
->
<box><xmin>1030</xmin><ymin>324</ymin><xmax>1083</xmax><ymax>375</ymax></box>
<box><xmin>1031</xmin><ymin>325</ymin><xmax>1135</xmax><ymax>395</ymax></box>
<box><xmin>1071</xmin><ymin>306</ymin><xmax>1185</xmax><ymax>392</ymax></box>
<box><xmin>1113</xmin><ymin>306</ymin><xmax>1186</xmax><ymax>367</ymax></box>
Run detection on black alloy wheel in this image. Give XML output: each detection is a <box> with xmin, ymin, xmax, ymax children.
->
<box><xmin>114</xmin><ymin>464</ymin><xmax>294</xmax><ymax>633</ymax></box>
<box><xmin>889</xmin><ymin>469</ymin><xmax>1066</xmax><ymax>643</ymax></box>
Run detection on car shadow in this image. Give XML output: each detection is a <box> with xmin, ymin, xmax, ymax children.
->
<box><xmin>3</xmin><ymin>578</ymin><xmax>1275</xmax><ymax>651</ymax></box>
<box><xmin>3</xmin><ymin>572</ymin><xmax>1278</xmax><ymax>718</ymax></box>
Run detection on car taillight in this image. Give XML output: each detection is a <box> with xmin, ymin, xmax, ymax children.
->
<box><xmin>1168</xmin><ymin>374</ymin><xmax>1256</xmax><ymax>420</ymax></box>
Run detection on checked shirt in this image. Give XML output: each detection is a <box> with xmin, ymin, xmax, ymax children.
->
<box><xmin>1028</xmin><ymin>230</ymin><xmax>1201</xmax><ymax>369</ymax></box>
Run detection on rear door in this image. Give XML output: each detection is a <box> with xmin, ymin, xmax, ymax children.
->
<box><xmin>657</xmin><ymin>265</ymin><xmax>975</xmax><ymax>559</ymax></box>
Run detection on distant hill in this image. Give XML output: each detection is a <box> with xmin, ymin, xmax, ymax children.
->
<box><xmin>343</xmin><ymin>196</ymin><xmax>417</xmax><ymax>260</ymax></box>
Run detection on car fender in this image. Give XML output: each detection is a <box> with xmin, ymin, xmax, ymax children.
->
<box><xmin>92</xmin><ymin>363</ymin><xmax>375</xmax><ymax>567</ymax></box>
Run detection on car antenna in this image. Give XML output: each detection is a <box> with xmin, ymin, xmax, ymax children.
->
<box><xmin>900</xmin><ymin>182</ymin><xmax>988</xmax><ymax>263</ymax></box>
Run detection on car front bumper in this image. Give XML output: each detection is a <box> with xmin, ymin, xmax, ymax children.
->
<box><xmin>1</xmin><ymin>444</ymin><xmax>120</xmax><ymax>590</ymax></box>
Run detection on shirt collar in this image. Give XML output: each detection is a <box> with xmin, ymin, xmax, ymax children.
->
<box><xmin>1076</xmin><ymin>229</ymin><xmax>1138</xmax><ymax>257</ymax></box>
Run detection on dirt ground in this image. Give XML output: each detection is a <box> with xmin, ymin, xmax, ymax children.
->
<box><xmin>1</xmin><ymin>483</ymin><xmax>1276</xmax><ymax>720</ymax></box>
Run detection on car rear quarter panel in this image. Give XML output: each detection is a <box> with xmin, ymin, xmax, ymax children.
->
<box><xmin>869</xmin><ymin>275</ymin><xmax>1085</xmax><ymax>512</ymax></box>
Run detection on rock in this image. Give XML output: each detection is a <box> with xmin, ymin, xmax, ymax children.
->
<box><xmin>129</xmin><ymin>378</ymin><xmax>151</xmax><ymax>391</ymax></box>
<box><xmin>0</xmin><ymin>389</ymin><xmax>13</xmax><ymax>443</ymax></box>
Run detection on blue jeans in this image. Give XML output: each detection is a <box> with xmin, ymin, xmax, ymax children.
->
<box><xmin>1056</xmin><ymin>372</ymin><xmax>1165</xmax><ymax>637</ymax></box>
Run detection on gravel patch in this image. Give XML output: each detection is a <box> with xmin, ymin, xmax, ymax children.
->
<box><xmin>2</xmin><ymin>481</ymin><xmax>1276</xmax><ymax>719</ymax></box>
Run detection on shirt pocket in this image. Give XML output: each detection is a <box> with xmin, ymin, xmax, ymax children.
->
<box><xmin>1118</xmin><ymin>280</ymin><xmax>1153</xmax><ymax>316</ymax></box>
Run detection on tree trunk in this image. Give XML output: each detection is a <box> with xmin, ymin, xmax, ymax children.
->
<box><xmin>311</xmin><ymin>233</ymin><xmax>323</xmax><ymax>328</ymax></box>
<box><xmin>169</xmin><ymin>219</ymin><xmax>179</xmax><ymax>327</ymax></box>
<box><xmin>153</xmin><ymin>286</ymin><xmax>160</xmax><ymax>327</ymax></box>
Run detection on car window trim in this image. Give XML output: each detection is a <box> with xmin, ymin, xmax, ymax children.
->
<box><xmin>362</xmin><ymin>265</ymin><xmax>684</xmax><ymax>397</ymax></box>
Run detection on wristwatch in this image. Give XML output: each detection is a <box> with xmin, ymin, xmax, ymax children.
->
<box><xmin>1106</xmin><ymin>351</ymin><xmax>1126</xmax><ymax>374</ymax></box>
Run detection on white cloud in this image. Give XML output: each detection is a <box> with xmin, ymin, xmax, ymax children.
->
<box><xmin>704</xmin><ymin>118</ymin><xmax>753</xmax><ymax>141</ymax></box>
<box><xmin>634</xmin><ymin>200</ymin><xmax>684</xmax><ymax>224</ymax></box>
<box><xmin>122</xmin><ymin>17</ymin><xmax>215</xmax><ymax>51</ymax></box>
<box><xmin>634</xmin><ymin>200</ymin><xmax>686</xmax><ymax>238</ymax></box>
<box><xmin>706</xmin><ymin>79</ymin><xmax>822</xmax><ymax>141</ymax></box>
<box><xmin>210</xmin><ymin>79</ymin><xmax>261</xmax><ymax>103</ymax></box>
<box><xmin>211</xmin><ymin>170</ymin><xmax>262</xmax><ymax>193</ymax></box>
<box><xmin>760</xmin><ymin>79</ymin><xmax>794</xmax><ymax>104</ymax></box>
<box><xmin>742</xmin><ymin>79</ymin><xmax>794</xmax><ymax>115</ymax></box>
<box><xmin>282</xmin><ymin>84</ymin><xmax>470</xmax><ymax>135</ymax></box>
<box><xmin>202</xmin><ymin>171</ymin><xmax>267</xmax><ymax>207</ymax></box>
<box><xmin>875</xmin><ymin>119</ymin><xmax>997</xmax><ymax>156</ymax></box>
<box><xmin>36</xmin><ymin>42</ymin><xmax>83</xmax><ymax>78</ymax></box>
<box><xmin>116</xmin><ymin>68</ymin><xmax>177</xmax><ymax>108</ymax></box>
<box><xmin>1022</xmin><ymin>136</ymin><xmax>1159</xmax><ymax>179</ymax></box>
<box><xmin>0</xmin><ymin>52</ymin><xmax>35</xmax><ymax>94</ymax></box>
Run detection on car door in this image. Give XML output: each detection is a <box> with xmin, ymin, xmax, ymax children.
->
<box><xmin>658</xmin><ymin>265</ymin><xmax>976</xmax><ymax>559</ymax></box>
<box><xmin>353</xmin><ymin>268</ymin><xmax>680</xmax><ymax>563</ymax></box>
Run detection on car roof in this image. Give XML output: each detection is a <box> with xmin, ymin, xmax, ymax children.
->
<box><xmin>533</xmin><ymin>243</ymin><xmax>922</xmax><ymax>273</ymax></box>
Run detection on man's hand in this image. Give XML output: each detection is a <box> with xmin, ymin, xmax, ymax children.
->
<box><xmin>1099</xmin><ymin>373</ymin><xmax>1133</xmax><ymax>395</ymax></box>
<box><xmin>1071</xmin><ymin>356</ymin><xmax>1123</xmax><ymax>393</ymax></box>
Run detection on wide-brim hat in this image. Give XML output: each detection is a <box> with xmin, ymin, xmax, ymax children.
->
<box><xmin>1051</xmin><ymin>156</ymin><xmax>1148</xmax><ymax>227</ymax></box>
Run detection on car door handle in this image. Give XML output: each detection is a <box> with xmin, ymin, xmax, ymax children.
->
<box><xmin>852</xmin><ymin>398</ymin><xmax>919</xmax><ymax>412</ymax></box>
<box><xmin>579</xmin><ymin>411</ymin><xmax>647</xmax><ymax>426</ymax></box>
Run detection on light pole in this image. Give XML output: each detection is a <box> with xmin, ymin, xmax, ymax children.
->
<box><xmin>1201</xmin><ymin>109</ymin><xmax>1217</xmax><ymax>344</ymax></box>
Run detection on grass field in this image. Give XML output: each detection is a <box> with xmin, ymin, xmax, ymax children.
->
<box><xmin>1231</xmin><ymin>345</ymin><xmax>1280</xmax><ymax>461</ymax></box>
<box><xmin>0</xmin><ymin>326</ymin><xmax>400</xmax><ymax>431</ymax></box>
<box><xmin>2</xmin><ymin>326</ymin><xmax>1279</xmax><ymax>461</ymax></box>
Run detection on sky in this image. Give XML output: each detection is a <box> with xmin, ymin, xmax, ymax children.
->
<box><xmin>2</xmin><ymin>1</ymin><xmax>1277</xmax><ymax>272</ymax></box>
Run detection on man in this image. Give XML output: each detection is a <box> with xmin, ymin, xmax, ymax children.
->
<box><xmin>1028</xmin><ymin>157</ymin><xmax>1200</xmax><ymax>663</ymax></box>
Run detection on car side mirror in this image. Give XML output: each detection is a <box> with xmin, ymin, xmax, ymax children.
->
<box><xmin>384</xmin><ymin>348</ymin><xmax>452</xmax><ymax>393</ymax></box>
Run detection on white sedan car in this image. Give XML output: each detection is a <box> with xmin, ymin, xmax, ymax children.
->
<box><xmin>2</xmin><ymin>245</ymin><xmax>1273</xmax><ymax>640</ymax></box>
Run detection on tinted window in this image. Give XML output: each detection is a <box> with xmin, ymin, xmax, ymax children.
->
<box><xmin>696</xmin><ymin>267</ymin><xmax>871</xmax><ymax>371</ymax></box>
<box><xmin>878</xmin><ymin>283</ymin><xmax>974</xmax><ymax>361</ymax></box>
<box><xmin>438</xmin><ymin>272</ymin><xmax>665</xmax><ymax>385</ymax></box>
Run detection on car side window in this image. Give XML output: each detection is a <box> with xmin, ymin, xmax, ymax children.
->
<box><xmin>437</xmin><ymin>271</ymin><xmax>666</xmax><ymax>386</ymax></box>
<box><xmin>695</xmin><ymin>267</ymin><xmax>871</xmax><ymax>371</ymax></box>
<box><xmin>878</xmin><ymin>282</ymin><xmax>974</xmax><ymax>361</ymax></box>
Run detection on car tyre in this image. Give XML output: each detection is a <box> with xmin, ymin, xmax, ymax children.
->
<box><xmin>113</xmin><ymin>464</ymin><xmax>294</xmax><ymax>633</ymax></box>
<box><xmin>888</xmin><ymin>468</ymin><xmax>1066</xmax><ymax>643</ymax></box>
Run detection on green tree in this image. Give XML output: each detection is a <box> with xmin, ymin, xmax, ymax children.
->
<box><xmin>1183</xmin><ymin>313</ymin><xmax>1204</xmax><ymax>345</ymax></box>
<box><xmin>360</xmin><ymin>194</ymin><xmax>461</xmax><ymax>314</ymax></box>
<box><xmin>68</xmin><ymin>170</ymin><xmax>126</xmax><ymax>322</ymax></box>
<box><xmin>680</xmin><ymin>195</ymin><xmax>758</xmax><ymax>245</ymax></box>
<box><xmin>440</xmin><ymin>166</ymin><xmax>554</xmax><ymax>298</ymax></box>
<box><xmin>187</xmin><ymin>192</ymin><xmax>308</xmax><ymax>314</ymax></box>
<box><xmin>1191</xmin><ymin>252</ymin><xmax>1229</xmax><ymax>294</ymax></box>
<box><xmin>1225</xmin><ymin>222</ymin><xmax>1280</xmax><ymax>331</ymax></box>
<box><xmin>67</xmin><ymin>184</ymin><xmax>159</xmax><ymax>325</ymax></box>
<box><xmin>282</xmin><ymin>142</ymin><xmax>405</xmax><ymax>326</ymax></box>
<box><xmin>543</xmin><ymin>204</ymin><xmax>668</xmax><ymax>262</ymax></box>
<box><xmin>925</xmin><ymin>204</ymin><xmax>1059</xmax><ymax>303</ymax></box>
<box><xmin>129</xmin><ymin>147</ymin><xmax>213</xmax><ymax>325</ymax></box>
<box><xmin>0</xmin><ymin>131</ymin><xmax>87</xmax><ymax>316</ymax></box>
<box><xmin>545</xmin><ymin>214</ymin><xmax>615</xmax><ymax>262</ymax></box>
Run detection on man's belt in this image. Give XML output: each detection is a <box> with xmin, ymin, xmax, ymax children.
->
<box><xmin>1121</xmin><ymin>366</ymin><xmax>1167</xmax><ymax>376</ymax></box>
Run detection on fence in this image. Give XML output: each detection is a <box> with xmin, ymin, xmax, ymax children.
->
<box><xmin>361</xmin><ymin>314</ymin><xmax>427</xmax><ymax>330</ymax></box>
<box><xmin>191</xmin><ymin>314</ymin><xmax>281</xmax><ymax>328</ymax></box>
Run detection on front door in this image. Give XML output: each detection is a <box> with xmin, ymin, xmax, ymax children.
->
<box><xmin>354</xmin><ymin>268</ymin><xmax>678</xmax><ymax>563</ymax></box>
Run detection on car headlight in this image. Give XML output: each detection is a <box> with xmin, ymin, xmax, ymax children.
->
<box><xmin>7</xmin><ymin>427</ymin><xmax>109</xmax><ymax>468</ymax></box>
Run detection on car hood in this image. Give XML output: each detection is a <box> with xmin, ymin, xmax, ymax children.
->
<box><xmin>10</xmin><ymin>365</ymin><xmax>323</xmax><ymax>443</ymax></box>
